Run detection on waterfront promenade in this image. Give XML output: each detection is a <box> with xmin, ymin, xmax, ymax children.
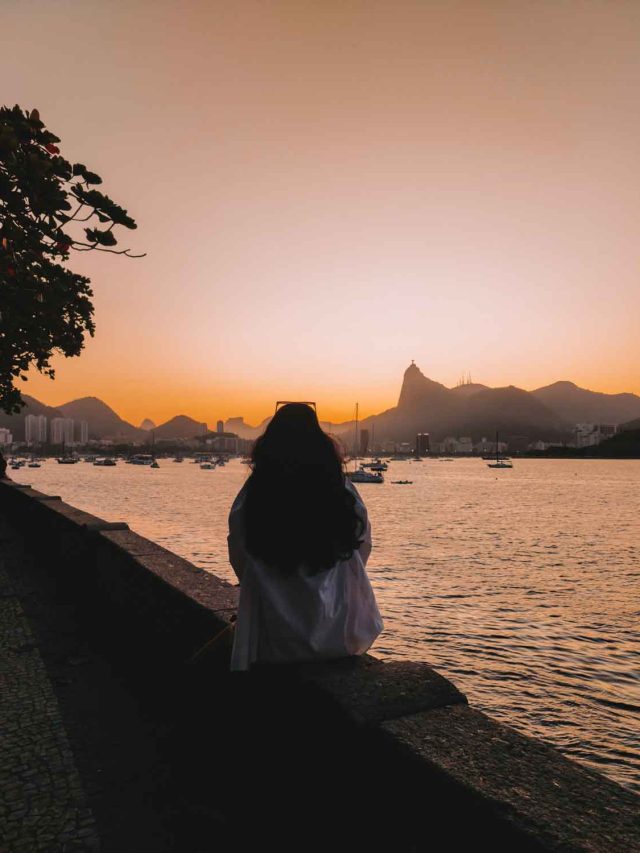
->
<box><xmin>1</xmin><ymin>479</ymin><xmax>639</xmax><ymax>852</ymax></box>
<box><xmin>0</xmin><ymin>514</ymin><xmax>99</xmax><ymax>851</ymax></box>
<box><xmin>0</xmin><ymin>513</ymin><xmax>182</xmax><ymax>851</ymax></box>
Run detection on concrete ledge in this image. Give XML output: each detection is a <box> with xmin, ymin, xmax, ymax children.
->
<box><xmin>1</xmin><ymin>478</ymin><xmax>638</xmax><ymax>852</ymax></box>
<box><xmin>381</xmin><ymin>704</ymin><xmax>640</xmax><ymax>852</ymax></box>
<box><xmin>83</xmin><ymin>520</ymin><xmax>129</xmax><ymax>531</ymax></box>
<box><xmin>295</xmin><ymin>658</ymin><xmax>467</xmax><ymax>724</ymax></box>
<box><xmin>0</xmin><ymin>480</ymin><xmax>238</xmax><ymax>670</ymax></box>
<box><xmin>99</xmin><ymin>530</ymin><xmax>238</xmax><ymax>615</ymax></box>
<box><xmin>27</xmin><ymin>498</ymin><xmax>110</xmax><ymax>529</ymax></box>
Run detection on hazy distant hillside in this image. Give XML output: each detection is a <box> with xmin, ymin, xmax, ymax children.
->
<box><xmin>621</xmin><ymin>417</ymin><xmax>640</xmax><ymax>431</ymax></box>
<box><xmin>332</xmin><ymin>363</ymin><xmax>568</xmax><ymax>446</ymax></box>
<box><xmin>154</xmin><ymin>415</ymin><xmax>207</xmax><ymax>440</ymax></box>
<box><xmin>450</xmin><ymin>383</ymin><xmax>489</xmax><ymax>397</ymax></box>
<box><xmin>139</xmin><ymin>418</ymin><xmax>156</xmax><ymax>431</ymax></box>
<box><xmin>4</xmin><ymin>369</ymin><xmax>638</xmax><ymax>447</ymax></box>
<box><xmin>59</xmin><ymin>397</ymin><xmax>144</xmax><ymax>441</ymax></box>
<box><xmin>225</xmin><ymin>416</ymin><xmax>270</xmax><ymax>439</ymax></box>
<box><xmin>457</xmin><ymin>386</ymin><xmax>565</xmax><ymax>438</ymax></box>
<box><xmin>532</xmin><ymin>381</ymin><xmax>640</xmax><ymax>425</ymax></box>
<box><xmin>0</xmin><ymin>395</ymin><xmax>63</xmax><ymax>440</ymax></box>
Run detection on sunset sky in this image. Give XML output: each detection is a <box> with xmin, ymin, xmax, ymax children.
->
<box><xmin>4</xmin><ymin>0</ymin><xmax>640</xmax><ymax>426</ymax></box>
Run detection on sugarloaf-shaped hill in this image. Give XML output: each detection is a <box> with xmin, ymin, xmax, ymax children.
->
<box><xmin>396</xmin><ymin>362</ymin><xmax>451</xmax><ymax>410</ymax></box>
<box><xmin>332</xmin><ymin>363</ymin><xmax>570</xmax><ymax>449</ymax></box>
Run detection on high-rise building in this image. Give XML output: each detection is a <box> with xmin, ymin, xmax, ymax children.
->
<box><xmin>25</xmin><ymin>414</ymin><xmax>48</xmax><ymax>445</ymax></box>
<box><xmin>51</xmin><ymin>418</ymin><xmax>75</xmax><ymax>446</ymax></box>
<box><xmin>0</xmin><ymin>428</ymin><xmax>13</xmax><ymax>446</ymax></box>
<box><xmin>79</xmin><ymin>421</ymin><xmax>89</xmax><ymax>444</ymax></box>
<box><xmin>359</xmin><ymin>429</ymin><xmax>369</xmax><ymax>456</ymax></box>
<box><xmin>416</xmin><ymin>433</ymin><xmax>430</xmax><ymax>456</ymax></box>
<box><xmin>217</xmin><ymin>420</ymin><xmax>224</xmax><ymax>434</ymax></box>
<box><xmin>206</xmin><ymin>431</ymin><xmax>238</xmax><ymax>453</ymax></box>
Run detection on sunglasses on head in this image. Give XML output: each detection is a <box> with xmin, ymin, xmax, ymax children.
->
<box><xmin>274</xmin><ymin>401</ymin><xmax>317</xmax><ymax>414</ymax></box>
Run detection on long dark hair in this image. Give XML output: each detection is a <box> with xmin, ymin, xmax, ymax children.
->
<box><xmin>243</xmin><ymin>403</ymin><xmax>364</xmax><ymax>574</ymax></box>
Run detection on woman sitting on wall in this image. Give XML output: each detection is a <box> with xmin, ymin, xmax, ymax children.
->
<box><xmin>227</xmin><ymin>402</ymin><xmax>383</xmax><ymax>671</ymax></box>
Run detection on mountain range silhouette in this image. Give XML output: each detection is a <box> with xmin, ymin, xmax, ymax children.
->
<box><xmin>2</xmin><ymin>363</ymin><xmax>640</xmax><ymax>445</ymax></box>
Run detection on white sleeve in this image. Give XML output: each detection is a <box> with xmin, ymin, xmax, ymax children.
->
<box><xmin>227</xmin><ymin>486</ymin><xmax>249</xmax><ymax>583</ymax></box>
<box><xmin>346</xmin><ymin>480</ymin><xmax>372</xmax><ymax>567</ymax></box>
<box><xmin>357</xmin><ymin>506</ymin><xmax>372</xmax><ymax>567</ymax></box>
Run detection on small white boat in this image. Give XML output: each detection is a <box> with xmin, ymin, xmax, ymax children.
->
<box><xmin>129</xmin><ymin>454</ymin><xmax>154</xmax><ymax>465</ymax></box>
<box><xmin>362</xmin><ymin>459</ymin><xmax>388</xmax><ymax>471</ymax></box>
<box><xmin>150</xmin><ymin>461</ymin><xmax>160</xmax><ymax>469</ymax></box>
<box><xmin>348</xmin><ymin>467</ymin><xmax>384</xmax><ymax>484</ymax></box>
<box><xmin>94</xmin><ymin>458</ymin><xmax>117</xmax><ymax>467</ymax></box>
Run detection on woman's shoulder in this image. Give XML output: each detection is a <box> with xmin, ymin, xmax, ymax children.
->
<box><xmin>344</xmin><ymin>476</ymin><xmax>367</xmax><ymax>514</ymax></box>
<box><xmin>344</xmin><ymin>475</ymin><xmax>363</xmax><ymax>499</ymax></box>
<box><xmin>229</xmin><ymin>479</ymin><xmax>250</xmax><ymax>517</ymax></box>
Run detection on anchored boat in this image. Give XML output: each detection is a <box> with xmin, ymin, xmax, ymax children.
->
<box><xmin>487</xmin><ymin>431</ymin><xmax>513</xmax><ymax>469</ymax></box>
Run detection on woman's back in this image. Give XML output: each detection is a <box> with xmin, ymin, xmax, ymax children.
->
<box><xmin>227</xmin><ymin>403</ymin><xmax>383</xmax><ymax>671</ymax></box>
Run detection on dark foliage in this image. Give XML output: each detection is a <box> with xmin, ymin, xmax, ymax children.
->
<box><xmin>0</xmin><ymin>105</ymin><xmax>141</xmax><ymax>414</ymax></box>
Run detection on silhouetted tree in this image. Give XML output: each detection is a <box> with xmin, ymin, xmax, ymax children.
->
<box><xmin>0</xmin><ymin>105</ymin><xmax>142</xmax><ymax>414</ymax></box>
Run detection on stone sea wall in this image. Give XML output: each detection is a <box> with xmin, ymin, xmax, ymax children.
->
<box><xmin>0</xmin><ymin>478</ymin><xmax>637</xmax><ymax>852</ymax></box>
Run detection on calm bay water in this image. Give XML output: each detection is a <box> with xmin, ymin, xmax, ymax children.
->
<box><xmin>11</xmin><ymin>457</ymin><xmax>639</xmax><ymax>791</ymax></box>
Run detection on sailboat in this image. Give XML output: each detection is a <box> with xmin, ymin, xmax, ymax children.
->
<box><xmin>150</xmin><ymin>431</ymin><xmax>160</xmax><ymax>467</ymax></box>
<box><xmin>487</xmin><ymin>431</ymin><xmax>513</xmax><ymax>468</ymax></box>
<box><xmin>347</xmin><ymin>403</ymin><xmax>383</xmax><ymax>484</ymax></box>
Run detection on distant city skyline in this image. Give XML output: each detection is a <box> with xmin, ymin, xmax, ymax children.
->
<box><xmin>5</xmin><ymin>1</ymin><xmax>640</xmax><ymax>425</ymax></box>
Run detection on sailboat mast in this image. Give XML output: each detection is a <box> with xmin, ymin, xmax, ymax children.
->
<box><xmin>495</xmin><ymin>430</ymin><xmax>499</xmax><ymax>463</ymax></box>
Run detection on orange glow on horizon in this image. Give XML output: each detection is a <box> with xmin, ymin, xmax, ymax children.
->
<box><xmin>4</xmin><ymin>0</ymin><xmax>640</xmax><ymax>427</ymax></box>
<box><xmin>22</xmin><ymin>359</ymin><xmax>640</xmax><ymax>429</ymax></box>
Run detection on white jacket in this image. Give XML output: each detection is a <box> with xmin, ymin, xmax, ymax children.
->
<box><xmin>228</xmin><ymin>478</ymin><xmax>384</xmax><ymax>671</ymax></box>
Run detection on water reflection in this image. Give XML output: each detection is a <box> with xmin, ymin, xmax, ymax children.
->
<box><xmin>13</xmin><ymin>457</ymin><xmax>640</xmax><ymax>791</ymax></box>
